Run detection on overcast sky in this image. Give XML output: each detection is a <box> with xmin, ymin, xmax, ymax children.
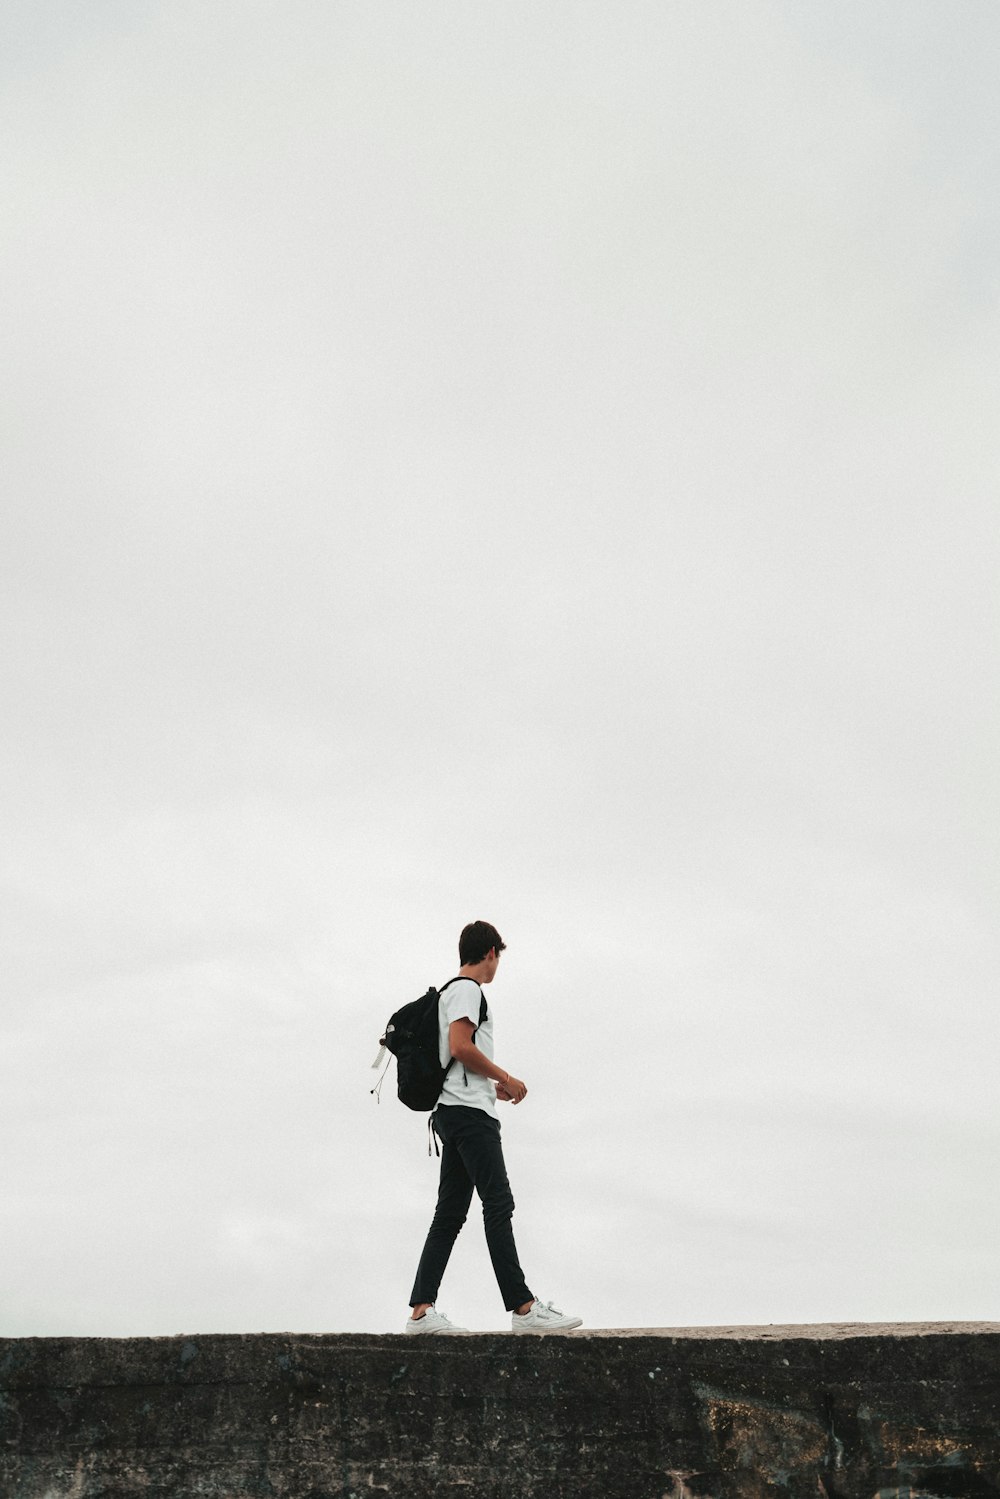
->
<box><xmin>2</xmin><ymin>0</ymin><xmax>997</xmax><ymax>1338</ymax></box>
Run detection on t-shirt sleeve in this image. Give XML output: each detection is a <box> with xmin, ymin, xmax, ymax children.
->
<box><xmin>441</xmin><ymin>979</ymin><xmax>483</xmax><ymax>1029</ymax></box>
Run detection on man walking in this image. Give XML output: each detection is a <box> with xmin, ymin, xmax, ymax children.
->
<box><xmin>405</xmin><ymin>920</ymin><xmax>582</xmax><ymax>1336</ymax></box>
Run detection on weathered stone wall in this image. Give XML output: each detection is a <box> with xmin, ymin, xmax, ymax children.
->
<box><xmin>3</xmin><ymin>1323</ymin><xmax>999</xmax><ymax>1498</ymax></box>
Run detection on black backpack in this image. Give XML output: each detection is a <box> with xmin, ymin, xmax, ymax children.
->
<box><xmin>372</xmin><ymin>978</ymin><xmax>488</xmax><ymax>1111</ymax></box>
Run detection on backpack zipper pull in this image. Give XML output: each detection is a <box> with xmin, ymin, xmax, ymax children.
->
<box><xmin>370</xmin><ymin>1056</ymin><xmax>391</xmax><ymax>1102</ymax></box>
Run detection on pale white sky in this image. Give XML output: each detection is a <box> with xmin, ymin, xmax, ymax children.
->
<box><xmin>2</xmin><ymin>1</ymin><xmax>997</xmax><ymax>1336</ymax></box>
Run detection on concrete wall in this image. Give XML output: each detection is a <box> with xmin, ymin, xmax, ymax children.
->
<box><xmin>3</xmin><ymin>1323</ymin><xmax>999</xmax><ymax>1498</ymax></box>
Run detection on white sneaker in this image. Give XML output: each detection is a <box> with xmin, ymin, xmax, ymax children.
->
<box><xmin>511</xmin><ymin>1299</ymin><xmax>583</xmax><ymax>1335</ymax></box>
<box><xmin>404</xmin><ymin>1306</ymin><xmax>470</xmax><ymax>1336</ymax></box>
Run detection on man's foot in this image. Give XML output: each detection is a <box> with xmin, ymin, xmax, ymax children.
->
<box><xmin>404</xmin><ymin>1306</ymin><xmax>470</xmax><ymax>1336</ymax></box>
<box><xmin>511</xmin><ymin>1298</ymin><xmax>583</xmax><ymax>1335</ymax></box>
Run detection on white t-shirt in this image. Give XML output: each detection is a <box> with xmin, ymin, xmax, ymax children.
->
<box><xmin>436</xmin><ymin>977</ymin><xmax>495</xmax><ymax>1116</ymax></box>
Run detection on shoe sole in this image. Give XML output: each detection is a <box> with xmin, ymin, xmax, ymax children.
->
<box><xmin>512</xmin><ymin>1320</ymin><xmax>584</xmax><ymax>1335</ymax></box>
<box><xmin>404</xmin><ymin>1326</ymin><xmax>471</xmax><ymax>1336</ymax></box>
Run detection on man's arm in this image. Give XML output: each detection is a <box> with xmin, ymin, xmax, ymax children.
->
<box><xmin>448</xmin><ymin>1018</ymin><xmax>527</xmax><ymax>1104</ymax></box>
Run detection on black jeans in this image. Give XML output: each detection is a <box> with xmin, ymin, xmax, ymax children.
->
<box><xmin>409</xmin><ymin>1104</ymin><xmax>533</xmax><ymax>1312</ymax></box>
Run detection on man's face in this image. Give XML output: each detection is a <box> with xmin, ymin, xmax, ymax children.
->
<box><xmin>482</xmin><ymin>947</ymin><xmax>501</xmax><ymax>983</ymax></box>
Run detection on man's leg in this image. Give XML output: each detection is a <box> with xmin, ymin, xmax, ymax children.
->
<box><xmin>409</xmin><ymin>1119</ymin><xmax>475</xmax><ymax>1311</ymax></box>
<box><xmin>447</xmin><ymin>1107</ymin><xmax>532</xmax><ymax>1312</ymax></box>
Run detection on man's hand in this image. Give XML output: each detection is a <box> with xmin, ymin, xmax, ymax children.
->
<box><xmin>496</xmin><ymin>1074</ymin><xmax>527</xmax><ymax>1105</ymax></box>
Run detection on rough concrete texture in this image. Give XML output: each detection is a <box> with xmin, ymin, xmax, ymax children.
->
<box><xmin>3</xmin><ymin>1323</ymin><xmax>1000</xmax><ymax>1498</ymax></box>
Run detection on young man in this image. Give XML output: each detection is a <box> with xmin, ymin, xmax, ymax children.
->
<box><xmin>405</xmin><ymin>920</ymin><xmax>582</xmax><ymax>1336</ymax></box>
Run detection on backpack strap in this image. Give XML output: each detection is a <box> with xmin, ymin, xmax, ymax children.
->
<box><xmin>438</xmin><ymin>979</ymin><xmax>489</xmax><ymax>1090</ymax></box>
<box><xmin>436</xmin><ymin>977</ymin><xmax>486</xmax><ymax>1029</ymax></box>
<box><xmin>465</xmin><ymin>985</ymin><xmax>488</xmax><ymax>1088</ymax></box>
<box><xmin>437</xmin><ymin>977</ymin><xmax>461</xmax><ymax>1088</ymax></box>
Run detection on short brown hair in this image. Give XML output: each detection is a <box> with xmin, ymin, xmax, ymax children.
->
<box><xmin>458</xmin><ymin>920</ymin><xmax>506</xmax><ymax>965</ymax></box>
